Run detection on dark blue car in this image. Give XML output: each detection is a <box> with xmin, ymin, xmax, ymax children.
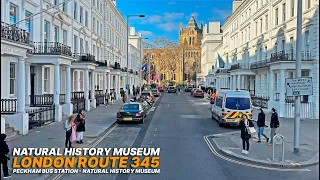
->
<box><xmin>116</xmin><ymin>102</ymin><xmax>146</xmax><ymax>124</ymax></box>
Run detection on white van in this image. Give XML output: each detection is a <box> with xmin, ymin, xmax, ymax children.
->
<box><xmin>211</xmin><ymin>90</ymin><xmax>252</xmax><ymax>127</ymax></box>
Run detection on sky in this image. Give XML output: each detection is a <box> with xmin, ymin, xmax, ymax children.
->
<box><xmin>117</xmin><ymin>0</ymin><xmax>234</xmax><ymax>43</ymax></box>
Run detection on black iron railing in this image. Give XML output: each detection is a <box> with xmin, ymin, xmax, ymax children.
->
<box><xmin>215</xmin><ymin>69</ymin><xmax>230</xmax><ymax>74</ymax></box>
<box><xmin>270</xmin><ymin>50</ymin><xmax>313</xmax><ymax>63</ymax></box>
<box><xmin>59</xmin><ymin>94</ymin><xmax>66</xmax><ymax>104</ymax></box>
<box><xmin>96</xmin><ymin>60</ymin><xmax>108</xmax><ymax>67</ymax></box>
<box><xmin>29</xmin><ymin>42</ymin><xmax>72</xmax><ymax>56</ymax></box>
<box><xmin>121</xmin><ymin>67</ymin><xmax>127</xmax><ymax>72</ymax></box>
<box><xmin>1</xmin><ymin>99</ymin><xmax>17</xmax><ymax>114</ymax></box>
<box><xmin>1</xmin><ymin>21</ymin><xmax>31</xmax><ymax>45</ymax></box>
<box><xmin>30</xmin><ymin>94</ymin><xmax>54</xmax><ymax>107</ymax></box>
<box><xmin>71</xmin><ymin>91</ymin><xmax>85</xmax><ymax>99</ymax></box>
<box><xmin>27</xmin><ymin>106</ymin><xmax>55</xmax><ymax>129</ymax></box>
<box><xmin>230</xmin><ymin>63</ymin><xmax>250</xmax><ymax>71</ymax></box>
<box><xmin>135</xmin><ymin>71</ymin><xmax>138</xmax><ymax>75</ymax></box>
<box><xmin>114</xmin><ymin>62</ymin><xmax>121</xmax><ymax>69</ymax></box>
<box><xmin>73</xmin><ymin>53</ymin><xmax>96</xmax><ymax>62</ymax></box>
<box><xmin>72</xmin><ymin>99</ymin><xmax>85</xmax><ymax>113</ymax></box>
<box><xmin>250</xmin><ymin>60</ymin><xmax>269</xmax><ymax>69</ymax></box>
<box><xmin>129</xmin><ymin>69</ymin><xmax>133</xmax><ymax>73</ymax></box>
<box><xmin>251</xmin><ymin>95</ymin><xmax>270</xmax><ymax>109</ymax></box>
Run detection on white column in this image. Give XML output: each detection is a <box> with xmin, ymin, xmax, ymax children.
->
<box><xmin>54</xmin><ymin>64</ymin><xmax>60</xmax><ymax>105</ymax></box>
<box><xmin>17</xmin><ymin>58</ymin><xmax>26</xmax><ymax>113</ymax></box>
<box><xmin>241</xmin><ymin>76</ymin><xmax>245</xmax><ymax>89</ymax></box>
<box><xmin>107</xmin><ymin>72</ymin><xmax>111</xmax><ymax>95</ymax></box>
<box><xmin>269</xmin><ymin>70</ymin><xmax>275</xmax><ymax>101</ymax></box>
<box><xmin>84</xmin><ymin>69</ymin><xmax>90</xmax><ymax>111</ymax></box>
<box><xmin>237</xmin><ymin>75</ymin><xmax>241</xmax><ymax>89</ymax></box>
<box><xmin>91</xmin><ymin>71</ymin><xmax>96</xmax><ymax>108</ymax></box>
<box><xmin>103</xmin><ymin>72</ymin><xmax>107</xmax><ymax>104</ymax></box>
<box><xmin>279</xmin><ymin>69</ymin><xmax>286</xmax><ymax>116</ymax></box>
<box><xmin>25</xmin><ymin>63</ymin><xmax>31</xmax><ymax>106</ymax></box>
<box><xmin>66</xmin><ymin>66</ymin><xmax>71</xmax><ymax>104</ymax></box>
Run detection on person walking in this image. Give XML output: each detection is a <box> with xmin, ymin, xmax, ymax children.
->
<box><xmin>75</xmin><ymin>110</ymin><xmax>86</xmax><ymax>144</ymax></box>
<box><xmin>0</xmin><ymin>134</ymin><xmax>11</xmax><ymax>178</ymax></box>
<box><xmin>268</xmin><ymin>108</ymin><xmax>280</xmax><ymax>146</ymax></box>
<box><xmin>123</xmin><ymin>91</ymin><xmax>127</xmax><ymax>103</ymax></box>
<box><xmin>257</xmin><ymin>108</ymin><xmax>269</xmax><ymax>143</ymax></box>
<box><xmin>106</xmin><ymin>91</ymin><xmax>110</xmax><ymax>107</ymax></box>
<box><xmin>65</xmin><ymin>116</ymin><xmax>76</xmax><ymax>148</ymax></box>
<box><xmin>239</xmin><ymin>114</ymin><xmax>254</xmax><ymax>155</ymax></box>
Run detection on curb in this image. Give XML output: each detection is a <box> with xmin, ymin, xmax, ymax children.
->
<box><xmin>208</xmin><ymin>134</ymin><xmax>319</xmax><ymax>168</ymax></box>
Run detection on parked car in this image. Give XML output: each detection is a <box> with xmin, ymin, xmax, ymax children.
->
<box><xmin>191</xmin><ymin>88</ymin><xmax>196</xmax><ymax>95</ymax></box>
<box><xmin>193</xmin><ymin>89</ymin><xmax>204</xmax><ymax>98</ymax></box>
<box><xmin>117</xmin><ymin>103</ymin><xmax>146</xmax><ymax>124</ymax></box>
<box><xmin>157</xmin><ymin>86</ymin><xmax>165</xmax><ymax>92</ymax></box>
<box><xmin>167</xmin><ymin>86</ymin><xmax>177</xmax><ymax>93</ymax></box>
<box><xmin>140</xmin><ymin>91</ymin><xmax>154</xmax><ymax>102</ymax></box>
<box><xmin>185</xmin><ymin>86</ymin><xmax>193</xmax><ymax>92</ymax></box>
<box><xmin>151</xmin><ymin>89</ymin><xmax>160</xmax><ymax>97</ymax></box>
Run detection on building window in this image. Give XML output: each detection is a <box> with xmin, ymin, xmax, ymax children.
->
<box><xmin>80</xmin><ymin>38</ymin><xmax>83</xmax><ymax>53</ymax></box>
<box><xmin>73</xmin><ymin>35</ymin><xmax>78</xmax><ymax>53</ymax></box>
<box><xmin>97</xmin><ymin>48</ymin><xmax>99</xmax><ymax>61</ymax></box>
<box><xmin>63</xmin><ymin>30</ymin><xmax>67</xmax><ymax>44</ymax></box>
<box><xmin>10</xmin><ymin>3</ymin><xmax>17</xmax><ymax>26</ymax></box>
<box><xmin>301</xmin><ymin>70</ymin><xmax>310</xmax><ymax>102</ymax></box>
<box><xmin>73</xmin><ymin>72</ymin><xmax>77</xmax><ymax>91</ymax></box>
<box><xmin>100</xmin><ymin>24</ymin><xmax>103</xmax><ymax>36</ymax></box>
<box><xmin>85</xmin><ymin>11</ymin><xmax>88</xmax><ymax>27</ymax></box>
<box><xmin>307</xmin><ymin>0</ymin><xmax>311</xmax><ymax>9</ymax></box>
<box><xmin>25</xmin><ymin>11</ymin><xmax>32</xmax><ymax>33</ymax></box>
<box><xmin>274</xmin><ymin>73</ymin><xmax>278</xmax><ymax>91</ymax></box>
<box><xmin>54</xmin><ymin>26</ymin><xmax>59</xmax><ymax>42</ymax></box>
<box><xmin>9</xmin><ymin>63</ymin><xmax>16</xmax><ymax>95</ymax></box>
<box><xmin>173</xmin><ymin>74</ymin><xmax>176</xmax><ymax>80</ymax></box>
<box><xmin>80</xmin><ymin>6</ymin><xmax>83</xmax><ymax>24</ymax></box>
<box><xmin>85</xmin><ymin>40</ymin><xmax>89</xmax><ymax>53</ymax></box>
<box><xmin>283</xmin><ymin>3</ymin><xmax>286</xmax><ymax>22</ymax></box>
<box><xmin>256</xmin><ymin>0</ymin><xmax>259</xmax><ymax>10</ymax></box>
<box><xmin>74</xmin><ymin>2</ymin><xmax>77</xmax><ymax>20</ymax></box>
<box><xmin>265</xmin><ymin>46</ymin><xmax>268</xmax><ymax>60</ymax></box>
<box><xmin>260</xmin><ymin>18</ymin><xmax>262</xmax><ymax>34</ymax></box>
<box><xmin>248</xmin><ymin>26</ymin><xmax>250</xmax><ymax>40</ymax></box>
<box><xmin>305</xmin><ymin>31</ymin><xmax>310</xmax><ymax>51</ymax></box>
<box><xmin>93</xmin><ymin>45</ymin><xmax>96</xmax><ymax>56</ymax></box>
<box><xmin>255</xmin><ymin>21</ymin><xmax>258</xmax><ymax>36</ymax></box>
<box><xmin>97</xmin><ymin>20</ymin><xmax>99</xmax><ymax>34</ymax></box>
<box><xmin>54</xmin><ymin>0</ymin><xmax>58</xmax><ymax>5</ymax></box>
<box><xmin>44</xmin><ymin>67</ymin><xmax>49</xmax><ymax>93</ymax></box>
<box><xmin>291</xmin><ymin>0</ymin><xmax>294</xmax><ymax>17</ymax></box>
<box><xmin>282</xmin><ymin>39</ymin><xmax>285</xmax><ymax>51</ymax></box>
<box><xmin>80</xmin><ymin>71</ymin><xmax>84</xmax><ymax>91</ymax></box>
<box><xmin>275</xmin><ymin>8</ymin><xmax>279</xmax><ymax>25</ymax></box>
<box><xmin>93</xmin><ymin>17</ymin><xmax>96</xmax><ymax>33</ymax></box>
<box><xmin>44</xmin><ymin>21</ymin><xmax>50</xmax><ymax>42</ymax></box>
<box><xmin>63</xmin><ymin>0</ymin><xmax>67</xmax><ymax>12</ymax></box>
<box><xmin>265</xmin><ymin>15</ymin><xmax>268</xmax><ymax>31</ymax></box>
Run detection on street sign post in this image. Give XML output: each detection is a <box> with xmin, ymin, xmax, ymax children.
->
<box><xmin>285</xmin><ymin>77</ymin><xmax>313</xmax><ymax>96</ymax></box>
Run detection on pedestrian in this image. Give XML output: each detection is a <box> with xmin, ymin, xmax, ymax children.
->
<box><xmin>268</xmin><ymin>108</ymin><xmax>280</xmax><ymax>146</ymax></box>
<box><xmin>75</xmin><ymin>110</ymin><xmax>86</xmax><ymax>144</ymax></box>
<box><xmin>0</xmin><ymin>134</ymin><xmax>11</xmax><ymax>178</ymax></box>
<box><xmin>65</xmin><ymin>115</ymin><xmax>76</xmax><ymax>148</ymax></box>
<box><xmin>239</xmin><ymin>114</ymin><xmax>254</xmax><ymax>155</ymax></box>
<box><xmin>123</xmin><ymin>91</ymin><xmax>127</xmax><ymax>103</ymax></box>
<box><xmin>106</xmin><ymin>92</ymin><xmax>110</xmax><ymax>107</ymax></box>
<box><xmin>257</xmin><ymin>108</ymin><xmax>269</xmax><ymax>143</ymax></box>
<box><xmin>113</xmin><ymin>91</ymin><xmax>116</xmax><ymax>102</ymax></box>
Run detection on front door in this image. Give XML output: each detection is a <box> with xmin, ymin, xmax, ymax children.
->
<box><xmin>30</xmin><ymin>66</ymin><xmax>35</xmax><ymax>104</ymax></box>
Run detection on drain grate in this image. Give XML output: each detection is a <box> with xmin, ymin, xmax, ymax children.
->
<box><xmin>212</xmin><ymin>137</ymin><xmax>239</xmax><ymax>148</ymax></box>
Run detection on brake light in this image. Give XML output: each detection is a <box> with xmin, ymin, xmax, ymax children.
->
<box><xmin>136</xmin><ymin>112</ymin><xmax>141</xmax><ymax>117</ymax></box>
<box><xmin>117</xmin><ymin>112</ymin><xmax>121</xmax><ymax>117</ymax></box>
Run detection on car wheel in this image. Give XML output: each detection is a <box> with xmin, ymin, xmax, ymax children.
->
<box><xmin>211</xmin><ymin>114</ymin><xmax>214</xmax><ymax>119</ymax></box>
<box><xmin>117</xmin><ymin>121</ymin><xmax>122</xmax><ymax>124</ymax></box>
<box><xmin>139</xmin><ymin>118</ymin><xmax>144</xmax><ymax>124</ymax></box>
<box><xmin>218</xmin><ymin>118</ymin><xmax>225</xmax><ymax>127</ymax></box>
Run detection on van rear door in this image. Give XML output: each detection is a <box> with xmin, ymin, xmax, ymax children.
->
<box><xmin>224</xmin><ymin>97</ymin><xmax>252</xmax><ymax>120</ymax></box>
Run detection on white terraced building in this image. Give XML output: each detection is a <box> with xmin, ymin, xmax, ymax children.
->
<box><xmin>1</xmin><ymin>0</ymin><xmax>145</xmax><ymax>135</ymax></box>
<box><xmin>203</xmin><ymin>0</ymin><xmax>319</xmax><ymax>119</ymax></box>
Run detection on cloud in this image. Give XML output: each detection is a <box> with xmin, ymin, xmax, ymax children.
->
<box><xmin>157</xmin><ymin>22</ymin><xmax>178</xmax><ymax>32</ymax></box>
<box><xmin>168</xmin><ymin>1</ymin><xmax>176</xmax><ymax>5</ymax></box>
<box><xmin>211</xmin><ymin>7</ymin><xmax>231</xmax><ymax>20</ymax></box>
<box><xmin>137</xmin><ymin>30</ymin><xmax>153</xmax><ymax>36</ymax></box>
<box><xmin>163</xmin><ymin>12</ymin><xmax>184</xmax><ymax>21</ymax></box>
<box><xmin>196</xmin><ymin>5</ymin><xmax>207</xmax><ymax>9</ymax></box>
<box><xmin>140</xmin><ymin>15</ymin><xmax>162</xmax><ymax>24</ymax></box>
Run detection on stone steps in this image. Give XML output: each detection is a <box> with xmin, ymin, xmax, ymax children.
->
<box><xmin>5</xmin><ymin>125</ymin><xmax>21</xmax><ymax>141</ymax></box>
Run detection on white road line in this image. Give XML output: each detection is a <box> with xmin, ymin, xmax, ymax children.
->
<box><xmin>203</xmin><ymin>136</ymin><xmax>310</xmax><ymax>172</ymax></box>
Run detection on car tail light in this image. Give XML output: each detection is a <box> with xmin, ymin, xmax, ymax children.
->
<box><xmin>136</xmin><ymin>112</ymin><xmax>141</xmax><ymax>117</ymax></box>
<box><xmin>117</xmin><ymin>112</ymin><xmax>121</xmax><ymax>117</ymax></box>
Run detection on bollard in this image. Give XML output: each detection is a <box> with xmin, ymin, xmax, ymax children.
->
<box><xmin>272</xmin><ymin>134</ymin><xmax>285</xmax><ymax>161</ymax></box>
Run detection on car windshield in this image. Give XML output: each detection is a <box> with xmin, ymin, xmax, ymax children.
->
<box><xmin>196</xmin><ymin>90</ymin><xmax>202</xmax><ymax>93</ymax></box>
<box><xmin>225</xmin><ymin>97</ymin><xmax>251</xmax><ymax>110</ymax></box>
<box><xmin>121</xmin><ymin>104</ymin><xmax>139</xmax><ymax>110</ymax></box>
<box><xmin>141</xmin><ymin>92</ymin><xmax>150</xmax><ymax>96</ymax></box>
<box><xmin>152</xmin><ymin>90</ymin><xmax>157</xmax><ymax>93</ymax></box>
<box><xmin>170</xmin><ymin>87</ymin><xmax>174</xmax><ymax>89</ymax></box>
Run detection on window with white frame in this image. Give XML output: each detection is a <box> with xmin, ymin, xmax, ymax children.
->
<box><xmin>80</xmin><ymin>6</ymin><xmax>83</xmax><ymax>24</ymax></box>
<box><xmin>260</xmin><ymin>18</ymin><xmax>262</xmax><ymax>34</ymax></box>
<box><xmin>291</xmin><ymin>0</ymin><xmax>294</xmax><ymax>17</ymax></box>
<box><xmin>275</xmin><ymin>8</ymin><xmax>279</xmax><ymax>25</ymax></box>
<box><xmin>97</xmin><ymin>48</ymin><xmax>100</xmax><ymax>61</ymax></box>
<box><xmin>10</xmin><ymin>3</ymin><xmax>17</xmax><ymax>26</ymax></box>
<box><xmin>301</xmin><ymin>70</ymin><xmax>310</xmax><ymax>102</ymax></box>
<box><xmin>274</xmin><ymin>73</ymin><xmax>278</xmax><ymax>91</ymax></box>
<box><xmin>80</xmin><ymin>38</ymin><xmax>83</xmax><ymax>53</ymax></box>
<box><xmin>80</xmin><ymin>71</ymin><xmax>84</xmax><ymax>91</ymax></box>
<box><xmin>93</xmin><ymin>45</ymin><xmax>96</xmax><ymax>57</ymax></box>
<box><xmin>54</xmin><ymin>26</ymin><xmax>59</xmax><ymax>42</ymax></box>
<box><xmin>44</xmin><ymin>21</ymin><xmax>50</xmax><ymax>42</ymax></box>
<box><xmin>85</xmin><ymin>11</ymin><xmax>88</xmax><ymax>27</ymax></box>
<box><xmin>54</xmin><ymin>0</ymin><xmax>58</xmax><ymax>5</ymax></box>
<box><xmin>305</xmin><ymin>31</ymin><xmax>310</xmax><ymax>51</ymax></box>
<box><xmin>97</xmin><ymin>20</ymin><xmax>99</xmax><ymax>34</ymax></box>
<box><xmin>74</xmin><ymin>35</ymin><xmax>78</xmax><ymax>53</ymax></box>
<box><xmin>9</xmin><ymin>63</ymin><xmax>16</xmax><ymax>95</ymax></box>
<box><xmin>307</xmin><ymin>0</ymin><xmax>311</xmax><ymax>9</ymax></box>
<box><xmin>85</xmin><ymin>40</ymin><xmax>89</xmax><ymax>53</ymax></box>
<box><xmin>25</xmin><ymin>11</ymin><xmax>32</xmax><ymax>33</ymax></box>
<box><xmin>93</xmin><ymin>17</ymin><xmax>96</xmax><ymax>33</ymax></box>
<box><xmin>255</xmin><ymin>21</ymin><xmax>258</xmax><ymax>36</ymax></box>
<box><xmin>44</xmin><ymin>67</ymin><xmax>49</xmax><ymax>93</ymax></box>
<box><xmin>282</xmin><ymin>39</ymin><xmax>285</xmax><ymax>51</ymax></box>
<box><xmin>63</xmin><ymin>30</ymin><xmax>67</xmax><ymax>44</ymax></box>
<box><xmin>265</xmin><ymin>46</ymin><xmax>268</xmax><ymax>60</ymax></box>
<box><xmin>63</xmin><ymin>0</ymin><xmax>67</xmax><ymax>12</ymax></box>
<box><xmin>73</xmin><ymin>71</ymin><xmax>77</xmax><ymax>91</ymax></box>
<box><xmin>265</xmin><ymin>14</ymin><xmax>268</xmax><ymax>31</ymax></box>
<box><xmin>99</xmin><ymin>74</ymin><xmax>103</xmax><ymax>90</ymax></box>
<box><xmin>74</xmin><ymin>2</ymin><xmax>77</xmax><ymax>20</ymax></box>
<box><xmin>283</xmin><ymin>3</ymin><xmax>286</xmax><ymax>22</ymax></box>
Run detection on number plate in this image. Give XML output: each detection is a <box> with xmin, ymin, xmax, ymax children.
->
<box><xmin>123</xmin><ymin>117</ymin><xmax>132</xmax><ymax>121</ymax></box>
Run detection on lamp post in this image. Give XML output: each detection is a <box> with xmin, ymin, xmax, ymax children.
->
<box><xmin>126</xmin><ymin>14</ymin><xmax>145</xmax><ymax>93</ymax></box>
<box><xmin>139</xmin><ymin>37</ymin><xmax>148</xmax><ymax>95</ymax></box>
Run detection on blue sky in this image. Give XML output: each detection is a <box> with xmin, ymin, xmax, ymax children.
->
<box><xmin>117</xmin><ymin>0</ymin><xmax>233</xmax><ymax>42</ymax></box>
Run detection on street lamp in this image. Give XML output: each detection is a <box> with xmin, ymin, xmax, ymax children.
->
<box><xmin>126</xmin><ymin>14</ymin><xmax>145</xmax><ymax>93</ymax></box>
<box><xmin>139</xmin><ymin>37</ymin><xmax>148</xmax><ymax>94</ymax></box>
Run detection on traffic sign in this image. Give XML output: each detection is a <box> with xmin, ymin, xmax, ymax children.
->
<box><xmin>285</xmin><ymin>77</ymin><xmax>313</xmax><ymax>96</ymax></box>
<box><xmin>126</xmin><ymin>84</ymin><xmax>129</xmax><ymax>89</ymax></box>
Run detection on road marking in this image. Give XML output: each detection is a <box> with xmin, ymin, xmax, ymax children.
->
<box><xmin>168</xmin><ymin>104</ymin><xmax>170</xmax><ymax>107</ymax></box>
<box><xmin>51</xmin><ymin>124</ymin><xmax>118</xmax><ymax>180</ymax></box>
<box><xmin>203</xmin><ymin>135</ymin><xmax>310</xmax><ymax>172</ymax></box>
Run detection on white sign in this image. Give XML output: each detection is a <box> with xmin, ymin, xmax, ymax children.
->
<box><xmin>285</xmin><ymin>77</ymin><xmax>313</xmax><ymax>96</ymax></box>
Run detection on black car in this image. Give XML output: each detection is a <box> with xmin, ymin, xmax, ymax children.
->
<box><xmin>117</xmin><ymin>103</ymin><xmax>146</xmax><ymax>124</ymax></box>
<box><xmin>185</xmin><ymin>86</ymin><xmax>193</xmax><ymax>92</ymax></box>
<box><xmin>167</xmin><ymin>86</ymin><xmax>177</xmax><ymax>93</ymax></box>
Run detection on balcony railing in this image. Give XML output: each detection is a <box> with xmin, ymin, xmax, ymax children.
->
<box><xmin>121</xmin><ymin>67</ymin><xmax>127</xmax><ymax>72</ymax></box>
<box><xmin>215</xmin><ymin>69</ymin><xmax>230</xmax><ymax>74</ymax></box>
<box><xmin>96</xmin><ymin>60</ymin><xmax>108</xmax><ymax>67</ymax></box>
<box><xmin>115</xmin><ymin>62</ymin><xmax>121</xmax><ymax>69</ymax></box>
<box><xmin>30</xmin><ymin>94</ymin><xmax>66</xmax><ymax>106</ymax></box>
<box><xmin>71</xmin><ymin>91</ymin><xmax>84</xmax><ymax>99</ymax></box>
<box><xmin>250</xmin><ymin>60</ymin><xmax>269</xmax><ymax>69</ymax></box>
<box><xmin>1</xmin><ymin>99</ymin><xmax>17</xmax><ymax>114</ymax></box>
<box><xmin>230</xmin><ymin>63</ymin><xmax>250</xmax><ymax>71</ymax></box>
<box><xmin>73</xmin><ymin>53</ymin><xmax>96</xmax><ymax>62</ymax></box>
<box><xmin>129</xmin><ymin>69</ymin><xmax>134</xmax><ymax>73</ymax></box>
<box><xmin>269</xmin><ymin>51</ymin><xmax>313</xmax><ymax>63</ymax></box>
<box><xmin>1</xmin><ymin>21</ymin><xmax>31</xmax><ymax>45</ymax></box>
<box><xmin>135</xmin><ymin>71</ymin><xmax>138</xmax><ymax>75</ymax></box>
<box><xmin>29</xmin><ymin>42</ymin><xmax>73</xmax><ymax>56</ymax></box>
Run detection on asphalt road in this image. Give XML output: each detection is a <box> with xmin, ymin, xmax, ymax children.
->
<box><xmin>59</xmin><ymin>92</ymin><xmax>319</xmax><ymax>180</ymax></box>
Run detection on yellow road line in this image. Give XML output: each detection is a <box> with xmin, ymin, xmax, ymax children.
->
<box><xmin>203</xmin><ymin>135</ymin><xmax>310</xmax><ymax>172</ymax></box>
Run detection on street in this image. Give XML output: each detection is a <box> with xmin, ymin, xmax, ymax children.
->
<box><xmin>54</xmin><ymin>92</ymin><xmax>319</xmax><ymax>180</ymax></box>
